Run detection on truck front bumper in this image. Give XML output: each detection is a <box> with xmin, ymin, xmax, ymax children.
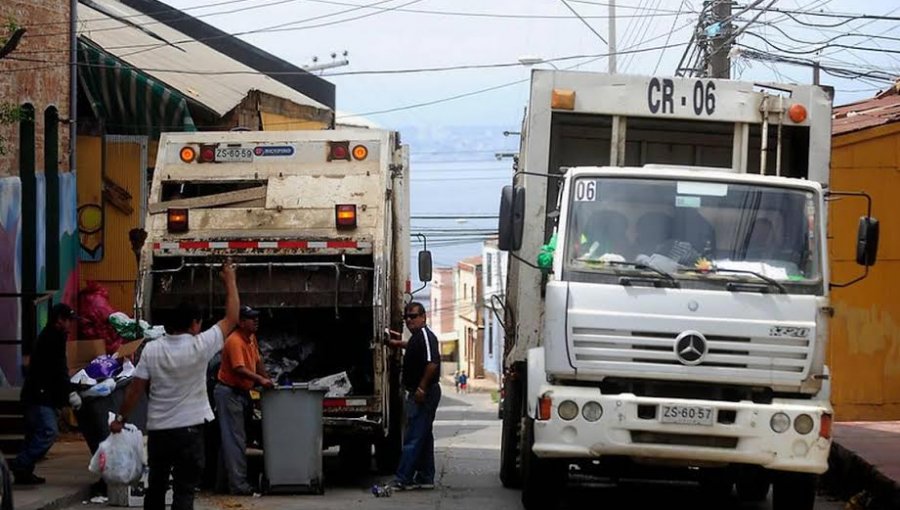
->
<box><xmin>532</xmin><ymin>385</ymin><xmax>832</xmax><ymax>474</ymax></box>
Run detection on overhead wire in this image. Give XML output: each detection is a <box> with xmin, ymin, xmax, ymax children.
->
<box><xmin>654</xmin><ymin>0</ymin><xmax>686</xmax><ymax>74</ymax></box>
<box><xmin>558</xmin><ymin>0</ymin><xmax>609</xmax><ymax>45</ymax></box>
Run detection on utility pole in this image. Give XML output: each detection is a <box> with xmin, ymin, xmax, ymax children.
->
<box><xmin>608</xmin><ymin>0</ymin><xmax>617</xmax><ymax>74</ymax></box>
<box><xmin>708</xmin><ymin>0</ymin><xmax>733</xmax><ymax>78</ymax></box>
<box><xmin>813</xmin><ymin>61</ymin><xmax>820</xmax><ymax>85</ymax></box>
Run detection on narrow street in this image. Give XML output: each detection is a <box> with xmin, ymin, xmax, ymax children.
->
<box><xmin>174</xmin><ymin>386</ymin><xmax>845</xmax><ymax>510</ymax></box>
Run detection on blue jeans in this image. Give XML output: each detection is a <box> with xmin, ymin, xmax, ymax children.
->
<box><xmin>395</xmin><ymin>385</ymin><xmax>441</xmax><ymax>484</ymax></box>
<box><xmin>13</xmin><ymin>405</ymin><xmax>59</xmax><ymax>473</ymax></box>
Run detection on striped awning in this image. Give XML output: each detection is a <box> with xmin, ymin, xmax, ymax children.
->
<box><xmin>77</xmin><ymin>39</ymin><xmax>196</xmax><ymax>135</ymax></box>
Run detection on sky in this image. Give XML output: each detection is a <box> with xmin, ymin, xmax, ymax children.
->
<box><xmin>122</xmin><ymin>0</ymin><xmax>900</xmax><ymax>271</ymax></box>
<box><xmin>153</xmin><ymin>0</ymin><xmax>900</xmax><ymax>130</ymax></box>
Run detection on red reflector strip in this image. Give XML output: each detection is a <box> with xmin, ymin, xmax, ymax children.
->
<box><xmin>153</xmin><ymin>240</ymin><xmax>372</xmax><ymax>250</ymax></box>
<box><xmin>323</xmin><ymin>399</ymin><xmax>346</xmax><ymax>408</ymax></box>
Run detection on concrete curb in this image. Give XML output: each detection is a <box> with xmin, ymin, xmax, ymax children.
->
<box><xmin>823</xmin><ymin>442</ymin><xmax>900</xmax><ymax>510</ymax></box>
<box><xmin>19</xmin><ymin>485</ymin><xmax>92</xmax><ymax>510</ymax></box>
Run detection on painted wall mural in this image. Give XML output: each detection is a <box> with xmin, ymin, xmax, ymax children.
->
<box><xmin>0</xmin><ymin>172</ymin><xmax>79</xmax><ymax>386</ymax></box>
<box><xmin>78</xmin><ymin>203</ymin><xmax>104</xmax><ymax>261</ymax></box>
<box><xmin>0</xmin><ymin>177</ymin><xmax>22</xmax><ymax>387</ymax></box>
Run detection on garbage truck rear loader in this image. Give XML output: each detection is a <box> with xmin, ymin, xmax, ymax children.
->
<box><xmin>138</xmin><ymin>129</ymin><xmax>428</xmax><ymax>473</ymax></box>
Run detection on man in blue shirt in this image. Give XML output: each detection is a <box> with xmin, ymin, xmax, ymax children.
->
<box><xmin>385</xmin><ymin>302</ymin><xmax>441</xmax><ymax>490</ymax></box>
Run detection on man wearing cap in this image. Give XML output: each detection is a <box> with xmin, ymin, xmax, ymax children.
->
<box><xmin>214</xmin><ymin>305</ymin><xmax>273</xmax><ymax>495</ymax></box>
<box><xmin>13</xmin><ymin>303</ymin><xmax>82</xmax><ymax>484</ymax></box>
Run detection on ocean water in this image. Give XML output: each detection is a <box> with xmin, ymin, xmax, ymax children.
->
<box><xmin>403</xmin><ymin>125</ymin><xmax>518</xmax><ymax>279</ymax></box>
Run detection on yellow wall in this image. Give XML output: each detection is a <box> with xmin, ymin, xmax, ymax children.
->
<box><xmin>77</xmin><ymin>136</ymin><xmax>146</xmax><ymax>316</ymax></box>
<box><xmin>829</xmin><ymin>122</ymin><xmax>900</xmax><ymax>421</ymax></box>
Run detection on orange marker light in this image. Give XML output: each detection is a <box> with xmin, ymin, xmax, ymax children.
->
<box><xmin>335</xmin><ymin>204</ymin><xmax>357</xmax><ymax>228</ymax></box>
<box><xmin>179</xmin><ymin>147</ymin><xmax>196</xmax><ymax>163</ymax></box>
<box><xmin>789</xmin><ymin>104</ymin><xmax>808</xmax><ymax>123</ymax></box>
<box><xmin>538</xmin><ymin>395</ymin><xmax>552</xmax><ymax>421</ymax></box>
<box><xmin>551</xmin><ymin>89</ymin><xmax>576</xmax><ymax>110</ymax></box>
<box><xmin>352</xmin><ymin>144</ymin><xmax>368</xmax><ymax>161</ymax></box>
<box><xmin>167</xmin><ymin>208</ymin><xmax>189</xmax><ymax>233</ymax></box>
<box><xmin>819</xmin><ymin>412</ymin><xmax>833</xmax><ymax>440</ymax></box>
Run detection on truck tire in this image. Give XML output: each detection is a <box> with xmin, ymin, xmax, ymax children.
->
<box><xmin>772</xmin><ymin>472</ymin><xmax>816</xmax><ymax>510</ymax></box>
<box><xmin>520</xmin><ymin>418</ymin><xmax>566</xmax><ymax>510</ymax></box>
<box><xmin>499</xmin><ymin>376</ymin><xmax>523</xmax><ymax>488</ymax></box>
<box><xmin>736</xmin><ymin>466</ymin><xmax>770</xmax><ymax>502</ymax></box>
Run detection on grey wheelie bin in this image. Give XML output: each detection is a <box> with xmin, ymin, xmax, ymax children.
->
<box><xmin>260</xmin><ymin>383</ymin><xmax>327</xmax><ymax>494</ymax></box>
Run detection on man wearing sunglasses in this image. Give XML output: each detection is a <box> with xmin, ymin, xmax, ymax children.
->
<box><xmin>385</xmin><ymin>302</ymin><xmax>441</xmax><ymax>490</ymax></box>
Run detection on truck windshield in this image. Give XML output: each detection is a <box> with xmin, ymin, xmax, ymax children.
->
<box><xmin>564</xmin><ymin>177</ymin><xmax>821</xmax><ymax>288</ymax></box>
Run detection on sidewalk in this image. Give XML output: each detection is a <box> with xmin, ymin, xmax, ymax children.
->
<box><xmin>440</xmin><ymin>374</ymin><xmax>500</xmax><ymax>394</ymax></box>
<box><xmin>826</xmin><ymin>421</ymin><xmax>900</xmax><ymax>510</ymax></box>
<box><xmin>12</xmin><ymin>441</ymin><xmax>95</xmax><ymax>510</ymax></box>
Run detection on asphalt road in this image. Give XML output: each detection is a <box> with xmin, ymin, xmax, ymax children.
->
<box><xmin>67</xmin><ymin>385</ymin><xmax>846</xmax><ymax>510</ymax></box>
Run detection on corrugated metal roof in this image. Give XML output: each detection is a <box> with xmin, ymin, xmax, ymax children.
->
<box><xmin>833</xmin><ymin>86</ymin><xmax>900</xmax><ymax>136</ymax></box>
<box><xmin>78</xmin><ymin>0</ymin><xmax>328</xmax><ymax>117</ymax></box>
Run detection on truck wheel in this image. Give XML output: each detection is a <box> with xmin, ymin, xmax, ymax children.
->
<box><xmin>521</xmin><ymin>419</ymin><xmax>566</xmax><ymax>510</ymax></box>
<box><xmin>736</xmin><ymin>466</ymin><xmax>770</xmax><ymax>502</ymax></box>
<box><xmin>772</xmin><ymin>472</ymin><xmax>816</xmax><ymax>510</ymax></box>
<box><xmin>499</xmin><ymin>377</ymin><xmax>522</xmax><ymax>488</ymax></box>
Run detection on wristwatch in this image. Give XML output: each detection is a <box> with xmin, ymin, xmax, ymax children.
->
<box><xmin>114</xmin><ymin>414</ymin><xmax>126</xmax><ymax>423</ymax></box>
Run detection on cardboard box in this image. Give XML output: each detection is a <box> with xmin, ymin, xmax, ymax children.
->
<box><xmin>108</xmin><ymin>471</ymin><xmax>173</xmax><ymax>507</ymax></box>
<box><xmin>67</xmin><ymin>338</ymin><xmax>144</xmax><ymax>375</ymax></box>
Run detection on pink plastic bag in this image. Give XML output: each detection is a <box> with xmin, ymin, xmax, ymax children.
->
<box><xmin>78</xmin><ymin>281</ymin><xmax>123</xmax><ymax>354</ymax></box>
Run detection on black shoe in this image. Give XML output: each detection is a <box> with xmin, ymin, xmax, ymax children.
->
<box><xmin>14</xmin><ymin>471</ymin><xmax>46</xmax><ymax>485</ymax></box>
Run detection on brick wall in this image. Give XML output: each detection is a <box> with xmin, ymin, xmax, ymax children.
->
<box><xmin>0</xmin><ymin>0</ymin><xmax>72</xmax><ymax>178</ymax></box>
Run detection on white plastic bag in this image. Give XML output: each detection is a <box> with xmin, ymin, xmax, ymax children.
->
<box><xmin>88</xmin><ymin>413</ymin><xmax>145</xmax><ymax>484</ymax></box>
<box><xmin>82</xmin><ymin>378</ymin><xmax>116</xmax><ymax>398</ymax></box>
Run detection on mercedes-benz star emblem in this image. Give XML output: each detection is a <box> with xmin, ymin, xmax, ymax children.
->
<box><xmin>688</xmin><ymin>300</ymin><xmax>699</xmax><ymax>312</ymax></box>
<box><xmin>674</xmin><ymin>331</ymin><xmax>707</xmax><ymax>366</ymax></box>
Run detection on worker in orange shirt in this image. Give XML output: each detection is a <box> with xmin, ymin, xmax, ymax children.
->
<box><xmin>214</xmin><ymin>305</ymin><xmax>274</xmax><ymax>495</ymax></box>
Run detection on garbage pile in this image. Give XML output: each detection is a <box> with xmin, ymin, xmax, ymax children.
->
<box><xmin>79</xmin><ymin>281</ymin><xmax>164</xmax><ymax>354</ymax></box>
<box><xmin>70</xmin><ymin>354</ymin><xmax>137</xmax><ymax>398</ymax></box>
<box><xmin>258</xmin><ymin>333</ymin><xmax>318</xmax><ymax>385</ymax></box>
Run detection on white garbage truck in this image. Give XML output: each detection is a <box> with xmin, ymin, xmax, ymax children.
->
<box><xmin>136</xmin><ymin>129</ymin><xmax>430</xmax><ymax>474</ymax></box>
<box><xmin>496</xmin><ymin>70</ymin><xmax>879</xmax><ymax>509</ymax></box>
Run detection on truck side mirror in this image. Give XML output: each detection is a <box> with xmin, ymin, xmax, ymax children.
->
<box><xmin>498</xmin><ymin>185</ymin><xmax>525</xmax><ymax>251</ymax></box>
<box><xmin>418</xmin><ymin>250</ymin><xmax>433</xmax><ymax>282</ymax></box>
<box><xmin>856</xmin><ymin>216</ymin><xmax>879</xmax><ymax>267</ymax></box>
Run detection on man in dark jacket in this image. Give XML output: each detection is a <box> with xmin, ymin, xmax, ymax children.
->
<box><xmin>12</xmin><ymin>303</ymin><xmax>81</xmax><ymax>485</ymax></box>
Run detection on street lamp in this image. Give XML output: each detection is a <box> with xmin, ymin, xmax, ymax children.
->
<box><xmin>517</xmin><ymin>56</ymin><xmax>560</xmax><ymax>70</ymax></box>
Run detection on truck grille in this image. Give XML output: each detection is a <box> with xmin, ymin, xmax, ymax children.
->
<box><xmin>571</xmin><ymin>328</ymin><xmax>810</xmax><ymax>377</ymax></box>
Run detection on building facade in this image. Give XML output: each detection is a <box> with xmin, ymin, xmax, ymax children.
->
<box><xmin>430</xmin><ymin>267</ymin><xmax>458</xmax><ymax>361</ymax></box>
<box><xmin>0</xmin><ymin>1</ymin><xmax>78</xmax><ymax>385</ymax></box>
<box><xmin>482</xmin><ymin>241</ymin><xmax>508</xmax><ymax>382</ymax></box>
<box><xmin>456</xmin><ymin>255</ymin><xmax>483</xmax><ymax>379</ymax></box>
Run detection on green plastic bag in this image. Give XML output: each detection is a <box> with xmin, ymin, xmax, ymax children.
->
<box><xmin>537</xmin><ymin>233</ymin><xmax>557</xmax><ymax>271</ymax></box>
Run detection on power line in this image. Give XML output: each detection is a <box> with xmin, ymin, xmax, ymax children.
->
<box><xmin>27</xmin><ymin>0</ymin><xmax>262</xmax><ymax>26</ymax></box>
<box><xmin>743</xmin><ymin>5</ymin><xmax>900</xmax><ymax>23</ymax></box>
<box><xmin>559</xmin><ymin>0</ymin><xmax>609</xmax><ymax>45</ymax></box>
<box><xmin>654</xmin><ymin>0</ymin><xmax>686</xmax><ymax>74</ymax></box>
<box><xmin>741</xmin><ymin>30</ymin><xmax>900</xmax><ymax>56</ymax></box>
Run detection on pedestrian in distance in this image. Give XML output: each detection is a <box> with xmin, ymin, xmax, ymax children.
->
<box><xmin>214</xmin><ymin>305</ymin><xmax>274</xmax><ymax>495</ymax></box>
<box><xmin>385</xmin><ymin>302</ymin><xmax>441</xmax><ymax>491</ymax></box>
<box><xmin>111</xmin><ymin>261</ymin><xmax>240</xmax><ymax>510</ymax></box>
<box><xmin>453</xmin><ymin>370</ymin><xmax>460</xmax><ymax>393</ymax></box>
<box><xmin>459</xmin><ymin>371</ymin><xmax>468</xmax><ymax>394</ymax></box>
<box><xmin>12</xmin><ymin>303</ymin><xmax>82</xmax><ymax>485</ymax></box>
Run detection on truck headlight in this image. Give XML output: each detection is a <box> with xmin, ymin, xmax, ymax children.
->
<box><xmin>770</xmin><ymin>412</ymin><xmax>791</xmax><ymax>433</ymax></box>
<box><xmin>794</xmin><ymin>414</ymin><xmax>814</xmax><ymax>435</ymax></box>
<box><xmin>558</xmin><ymin>400</ymin><xmax>578</xmax><ymax>421</ymax></box>
<box><xmin>582</xmin><ymin>401</ymin><xmax>603</xmax><ymax>422</ymax></box>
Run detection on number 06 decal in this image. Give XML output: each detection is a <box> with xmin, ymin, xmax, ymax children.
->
<box><xmin>575</xmin><ymin>180</ymin><xmax>597</xmax><ymax>201</ymax></box>
<box><xmin>693</xmin><ymin>80</ymin><xmax>716</xmax><ymax>116</ymax></box>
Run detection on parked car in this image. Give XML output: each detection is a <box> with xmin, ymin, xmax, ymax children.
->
<box><xmin>1</xmin><ymin>452</ymin><xmax>13</xmax><ymax>510</ymax></box>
